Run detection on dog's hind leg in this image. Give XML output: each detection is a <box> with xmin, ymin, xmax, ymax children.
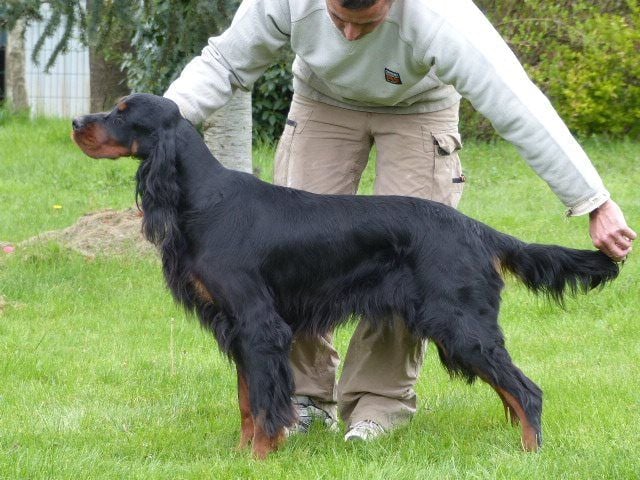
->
<box><xmin>494</xmin><ymin>387</ymin><xmax>520</xmax><ymax>427</ymax></box>
<box><xmin>425</xmin><ymin>315</ymin><xmax>542</xmax><ymax>452</ymax></box>
<box><xmin>461</xmin><ymin>344</ymin><xmax>542</xmax><ymax>451</ymax></box>
<box><xmin>485</xmin><ymin>373</ymin><xmax>542</xmax><ymax>451</ymax></box>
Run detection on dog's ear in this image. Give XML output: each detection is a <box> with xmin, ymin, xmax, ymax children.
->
<box><xmin>136</xmin><ymin>122</ymin><xmax>180</xmax><ymax>246</ymax></box>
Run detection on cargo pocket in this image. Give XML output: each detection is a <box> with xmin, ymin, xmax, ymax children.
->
<box><xmin>273</xmin><ymin>103</ymin><xmax>313</xmax><ymax>187</ymax></box>
<box><xmin>431</xmin><ymin>131</ymin><xmax>465</xmax><ymax>208</ymax></box>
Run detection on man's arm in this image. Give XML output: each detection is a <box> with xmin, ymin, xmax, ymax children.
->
<box><xmin>420</xmin><ymin>1</ymin><xmax>634</xmax><ymax>258</ymax></box>
<box><xmin>164</xmin><ymin>0</ymin><xmax>290</xmax><ymax>124</ymax></box>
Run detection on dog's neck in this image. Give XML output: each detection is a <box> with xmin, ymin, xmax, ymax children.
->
<box><xmin>173</xmin><ymin>119</ymin><xmax>230</xmax><ymax>199</ymax></box>
<box><xmin>175</xmin><ymin>119</ymin><xmax>224</xmax><ymax>169</ymax></box>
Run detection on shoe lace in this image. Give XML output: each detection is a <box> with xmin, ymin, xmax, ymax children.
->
<box><xmin>352</xmin><ymin>420</ymin><xmax>384</xmax><ymax>435</ymax></box>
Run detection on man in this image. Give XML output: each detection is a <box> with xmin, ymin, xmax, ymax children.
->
<box><xmin>165</xmin><ymin>0</ymin><xmax>635</xmax><ymax>441</ymax></box>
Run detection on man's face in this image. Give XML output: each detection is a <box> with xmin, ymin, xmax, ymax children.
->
<box><xmin>326</xmin><ymin>0</ymin><xmax>392</xmax><ymax>41</ymax></box>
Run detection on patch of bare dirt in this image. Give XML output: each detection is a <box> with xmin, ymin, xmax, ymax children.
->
<box><xmin>19</xmin><ymin>208</ymin><xmax>157</xmax><ymax>258</ymax></box>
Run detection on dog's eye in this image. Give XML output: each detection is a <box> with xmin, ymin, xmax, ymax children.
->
<box><xmin>113</xmin><ymin>116</ymin><xmax>125</xmax><ymax>126</ymax></box>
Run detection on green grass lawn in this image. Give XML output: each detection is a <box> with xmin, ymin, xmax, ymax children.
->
<box><xmin>1</xmin><ymin>116</ymin><xmax>639</xmax><ymax>479</ymax></box>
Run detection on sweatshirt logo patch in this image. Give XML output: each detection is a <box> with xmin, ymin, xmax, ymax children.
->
<box><xmin>384</xmin><ymin>67</ymin><xmax>402</xmax><ymax>85</ymax></box>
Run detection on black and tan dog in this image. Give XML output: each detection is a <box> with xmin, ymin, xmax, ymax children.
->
<box><xmin>72</xmin><ymin>93</ymin><xmax>619</xmax><ymax>458</ymax></box>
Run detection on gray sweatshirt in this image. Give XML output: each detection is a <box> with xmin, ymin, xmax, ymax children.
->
<box><xmin>165</xmin><ymin>0</ymin><xmax>610</xmax><ymax>215</ymax></box>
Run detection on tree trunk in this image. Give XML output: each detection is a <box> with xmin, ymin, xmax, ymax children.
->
<box><xmin>202</xmin><ymin>90</ymin><xmax>253</xmax><ymax>174</ymax></box>
<box><xmin>6</xmin><ymin>19</ymin><xmax>29</xmax><ymax>111</ymax></box>
<box><xmin>86</xmin><ymin>0</ymin><xmax>130</xmax><ymax>111</ymax></box>
<box><xmin>89</xmin><ymin>45</ymin><xmax>130</xmax><ymax>111</ymax></box>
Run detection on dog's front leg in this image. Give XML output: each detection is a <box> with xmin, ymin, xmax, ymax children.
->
<box><xmin>236</xmin><ymin>367</ymin><xmax>255</xmax><ymax>450</ymax></box>
<box><xmin>233</xmin><ymin>306</ymin><xmax>297</xmax><ymax>459</ymax></box>
<box><xmin>252</xmin><ymin>415</ymin><xmax>289</xmax><ymax>460</ymax></box>
<box><xmin>235</xmin><ymin>359</ymin><xmax>289</xmax><ymax>459</ymax></box>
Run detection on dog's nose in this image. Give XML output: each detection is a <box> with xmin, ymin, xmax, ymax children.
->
<box><xmin>72</xmin><ymin>118</ymin><xmax>84</xmax><ymax>130</ymax></box>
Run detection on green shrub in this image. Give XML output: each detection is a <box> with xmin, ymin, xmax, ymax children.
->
<box><xmin>470</xmin><ymin>0</ymin><xmax>640</xmax><ymax>139</ymax></box>
<box><xmin>122</xmin><ymin>0</ymin><xmax>239</xmax><ymax>95</ymax></box>
<box><xmin>251</xmin><ymin>50</ymin><xmax>294</xmax><ymax>145</ymax></box>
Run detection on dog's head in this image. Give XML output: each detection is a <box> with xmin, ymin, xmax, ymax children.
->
<box><xmin>72</xmin><ymin>93</ymin><xmax>181</xmax><ymax>159</ymax></box>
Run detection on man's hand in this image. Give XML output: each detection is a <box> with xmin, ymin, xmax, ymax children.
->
<box><xmin>589</xmin><ymin>199</ymin><xmax>637</xmax><ymax>261</ymax></box>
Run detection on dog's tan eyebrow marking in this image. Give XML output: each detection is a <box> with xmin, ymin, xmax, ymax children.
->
<box><xmin>117</xmin><ymin>101</ymin><xmax>128</xmax><ymax>112</ymax></box>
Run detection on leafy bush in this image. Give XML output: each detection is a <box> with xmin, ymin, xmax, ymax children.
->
<box><xmin>251</xmin><ymin>50</ymin><xmax>294</xmax><ymax>144</ymax></box>
<box><xmin>469</xmin><ymin>0</ymin><xmax>640</xmax><ymax>139</ymax></box>
<box><xmin>122</xmin><ymin>0</ymin><xmax>239</xmax><ymax>95</ymax></box>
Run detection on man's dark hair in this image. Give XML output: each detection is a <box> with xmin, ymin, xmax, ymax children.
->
<box><xmin>341</xmin><ymin>0</ymin><xmax>384</xmax><ymax>9</ymax></box>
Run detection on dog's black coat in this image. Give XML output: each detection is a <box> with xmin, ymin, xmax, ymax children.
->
<box><xmin>73</xmin><ymin>93</ymin><xmax>619</xmax><ymax>451</ymax></box>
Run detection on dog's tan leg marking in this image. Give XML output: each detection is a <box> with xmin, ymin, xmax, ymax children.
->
<box><xmin>492</xmin><ymin>386</ymin><xmax>520</xmax><ymax>426</ymax></box>
<box><xmin>252</xmin><ymin>413</ymin><xmax>287</xmax><ymax>460</ymax></box>
<box><xmin>236</xmin><ymin>369</ymin><xmax>255</xmax><ymax>450</ymax></box>
<box><xmin>494</xmin><ymin>387</ymin><xmax>540</xmax><ymax>452</ymax></box>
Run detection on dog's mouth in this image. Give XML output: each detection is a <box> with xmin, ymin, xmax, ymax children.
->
<box><xmin>72</xmin><ymin>123</ymin><xmax>132</xmax><ymax>159</ymax></box>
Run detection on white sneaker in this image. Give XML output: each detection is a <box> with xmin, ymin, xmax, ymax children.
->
<box><xmin>344</xmin><ymin>420</ymin><xmax>385</xmax><ymax>442</ymax></box>
<box><xmin>289</xmin><ymin>395</ymin><xmax>338</xmax><ymax>435</ymax></box>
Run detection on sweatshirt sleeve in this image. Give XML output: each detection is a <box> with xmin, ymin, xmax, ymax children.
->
<box><xmin>423</xmin><ymin>2</ymin><xmax>609</xmax><ymax>215</ymax></box>
<box><xmin>164</xmin><ymin>0</ymin><xmax>291</xmax><ymax>124</ymax></box>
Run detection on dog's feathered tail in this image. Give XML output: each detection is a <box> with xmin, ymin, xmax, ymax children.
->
<box><xmin>482</xmin><ymin>225</ymin><xmax>620</xmax><ymax>303</ymax></box>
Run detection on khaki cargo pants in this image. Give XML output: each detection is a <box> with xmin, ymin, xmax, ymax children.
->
<box><xmin>274</xmin><ymin>94</ymin><xmax>464</xmax><ymax>430</ymax></box>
